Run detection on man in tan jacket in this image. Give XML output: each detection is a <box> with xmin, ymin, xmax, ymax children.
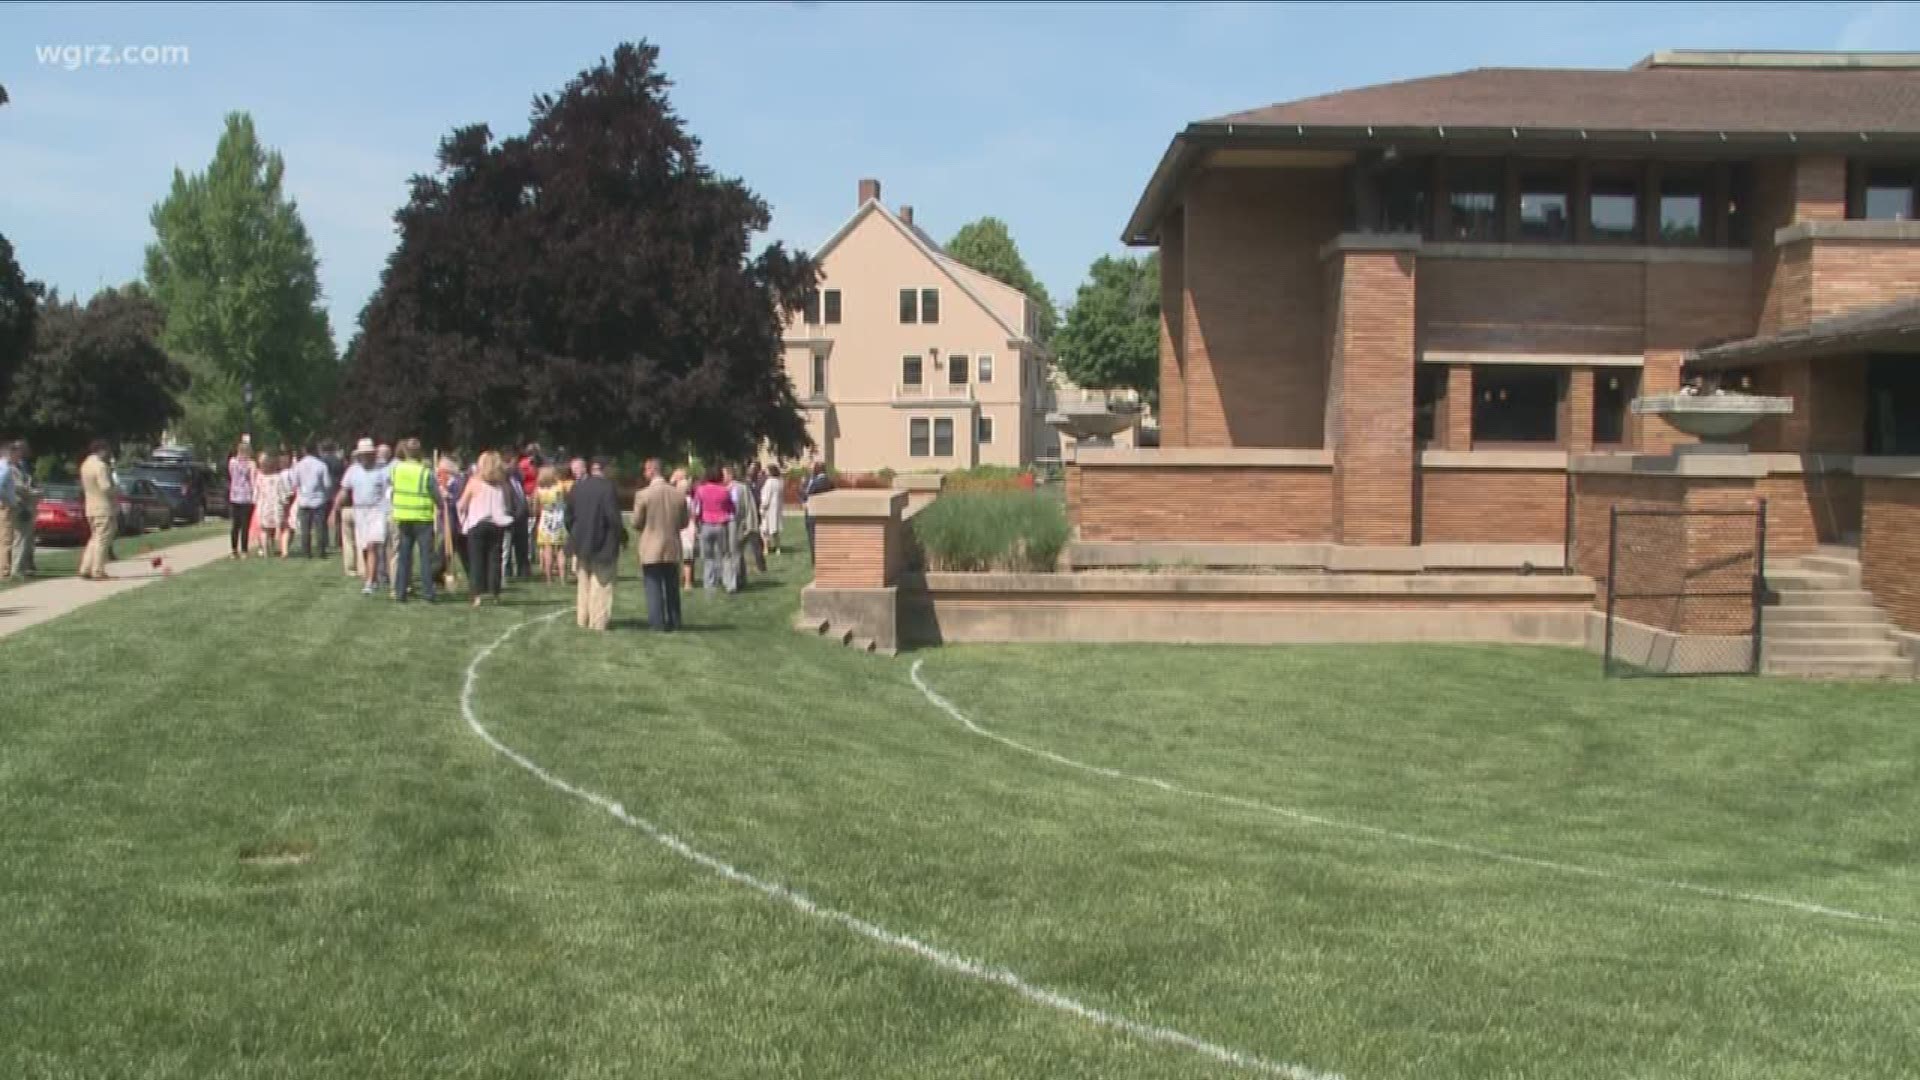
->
<box><xmin>77</xmin><ymin>440</ymin><xmax>117</xmax><ymax>581</ymax></box>
<box><xmin>632</xmin><ymin>457</ymin><xmax>690</xmax><ymax>631</ymax></box>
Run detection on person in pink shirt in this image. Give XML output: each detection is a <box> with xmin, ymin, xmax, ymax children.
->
<box><xmin>692</xmin><ymin>465</ymin><xmax>736</xmax><ymax>594</ymax></box>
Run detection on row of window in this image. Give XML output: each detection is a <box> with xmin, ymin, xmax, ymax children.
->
<box><xmin>1852</xmin><ymin>162</ymin><xmax>1919</xmax><ymax>221</ymax></box>
<box><xmin>902</xmin><ymin>353</ymin><xmax>994</xmax><ymax>387</ymax></box>
<box><xmin>1412</xmin><ymin>364</ymin><xmax>1642</xmax><ymax>447</ymax></box>
<box><xmin>799</xmin><ymin>287</ymin><xmax>944</xmax><ymax>326</ymax></box>
<box><xmin>908</xmin><ymin>415</ymin><xmax>994</xmax><ymax>457</ymax></box>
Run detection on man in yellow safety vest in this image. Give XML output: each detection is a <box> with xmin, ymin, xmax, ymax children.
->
<box><xmin>388</xmin><ymin>437</ymin><xmax>439</xmax><ymax>603</ymax></box>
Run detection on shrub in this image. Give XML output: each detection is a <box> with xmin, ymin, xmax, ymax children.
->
<box><xmin>910</xmin><ymin>490</ymin><xmax>1068</xmax><ymax>573</ymax></box>
<box><xmin>942</xmin><ymin>463</ymin><xmax>1034</xmax><ymax>493</ymax></box>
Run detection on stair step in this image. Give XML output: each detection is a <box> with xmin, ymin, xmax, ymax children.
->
<box><xmin>850</xmin><ymin>637</ymin><xmax>876</xmax><ymax>653</ymax></box>
<box><xmin>1814</xmin><ymin>543</ymin><xmax>1862</xmax><ymax>561</ymax></box>
<box><xmin>1770</xmin><ymin>588</ymin><xmax>1877</xmax><ymax>607</ymax></box>
<box><xmin>1762</xmin><ymin>620</ymin><xmax>1894</xmax><ymax>641</ymax></box>
<box><xmin>837</xmin><ymin>627</ymin><xmax>855</xmax><ymax>646</ymax></box>
<box><xmin>806</xmin><ymin>618</ymin><xmax>830</xmax><ymax>635</ymax></box>
<box><xmin>1763</xmin><ymin>604</ymin><xmax>1890</xmax><ymax>625</ymax></box>
<box><xmin>1766</xmin><ymin>657</ymin><xmax>1914</xmax><ymax>680</ymax></box>
<box><xmin>1767</xmin><ymin>570</ymin><xmax>1853</xmax><ymax>590</ymax></box>
<box><xmin>1793</xmin><ymin>555</ymin><xmax>1862</xmax><ymax>581</ymax></box>
<box><xmin>1764</xmin><ymin>638</ymin><xmax>1904</xmax><ymax>660</ymax></box>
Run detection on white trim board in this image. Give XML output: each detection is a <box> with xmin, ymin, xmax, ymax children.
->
<box><xmin>1421</xmin><ymin>351</ymin><xmax>1645</xmax><ymax>367</ymax></box>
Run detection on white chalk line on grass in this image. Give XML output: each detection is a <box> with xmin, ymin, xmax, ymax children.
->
<box><xmin>910</xmin><ymin>660</ymin><xmax>1910</xmax><ymax>930</ymax></box>
<box><xmin>461</xmin><ymin>612</ymin><xmax>1342</xmax><ymax>1080</ymax></box>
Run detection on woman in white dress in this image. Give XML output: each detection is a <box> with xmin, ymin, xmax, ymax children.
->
<box><xmin>759</xmin><ymin>466</ymin><xmax>785</xmax><ymax>555</ymax></box>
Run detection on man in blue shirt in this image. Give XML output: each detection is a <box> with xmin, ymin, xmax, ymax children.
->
<box><xmin>0</xmin><ymin>440</ymin><xmax>18</xmax><ymax>583</ymax></box>
<box><xmin>292</xmin><ymin>443</ymin><xmax>333</xmax><ymax>559</ymax></box>
<box><xmin>332</xmin><ymin>438</ymin><xmax>391</xmax><ymax>595</ymax></box>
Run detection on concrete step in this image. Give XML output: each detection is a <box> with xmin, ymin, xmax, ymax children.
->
<box><xmin>1766</xmin><ymin>657</ymin><xmax>1914</xmax><ymax>680</ymax></box>
<box><xmin>850</xmin><ymin>637</ymin><xmax>877</xmax><ymax>654</ymax></box>
<box><xmin>1815</xmin><ymin>543</ymin><xmax>1862</xmax><ymax>561</ymax></box>
<box><xmin>1761</xmin><ymin>620</ymin><xmax>1894</xmax><ymax>641</ymax></box>
<box><xmin>1763</xmin><ymin>604</ymin><xmax>1890</xmax><ymax>625</ymax></box>
<box><xmin>804</xmin><ymin>618</ymin><xmax>830</xmax><ymax>635</ymax></box>
<box><xmin>1767</xmin><ymin>570</ymin><xmax>1852</xmax><ymax>591</ymax></box>
<box><xmin>1764</xmin><ymin>638</ymin><xmax>1904</xmax><ymax>660</ymax></box>
<box><xmin>1770</xmin><ymin>588</ymin><xmax>1877</xmax><ymax>607</ymax></box>
<box><xmin>1793</xmin><ymin>555</ymin><xmax>1862</xmax><ymax>583</ymax></box>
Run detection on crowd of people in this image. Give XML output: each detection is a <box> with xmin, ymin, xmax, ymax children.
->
<box><xmin>221</xmin><ymin>433</ymin><xmax>825</xmax><ymax>631</ymax></box>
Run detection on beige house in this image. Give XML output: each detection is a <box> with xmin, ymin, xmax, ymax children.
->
<box><xmin>781</xmin><ymin>179</ymin><xmax>1051</xmax><ymax>473</ymax></box>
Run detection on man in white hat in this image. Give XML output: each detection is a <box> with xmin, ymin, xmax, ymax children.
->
<box><xmin>332</xmin><ymin>437</ymin><xmax>391</xmax><ymax>596</ymax></box>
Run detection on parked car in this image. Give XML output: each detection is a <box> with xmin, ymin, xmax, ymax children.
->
<box><xmin>32</xmin><ymin>484</ymin><xmax>90</xmax><ymax>545</ymax></box>
<box><xmin>115</xmin><ymin>476</ymin><xmax>174</xmax><ymax>535</ymax></box>
<box><xmin>124</xmin><ymin>459</ymin><xmax>226</xmax><ymax>523</ymax></box>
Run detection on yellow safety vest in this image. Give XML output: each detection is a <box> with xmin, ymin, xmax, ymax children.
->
<box><xmin>391</xmin><ymin>460</ymin><xmax>436</xmax><ymax>523</ymax></box>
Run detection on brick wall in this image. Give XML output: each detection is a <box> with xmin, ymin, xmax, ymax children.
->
<box><xmin>1158</xmin><ymin>211</ymin><xmax>1187</xmax><ymax>447</ymax></box>
<box><xmin>1571</xmin><ymin>472</ymin><xmax>1684</xmax><ymax>623</ymax></box>
<box><xmin>1180</xmin><ymin>168</ymin><xmax>1343</xmax><ymax>447</ymax></box>
<box><xmin>1861</xmin><ymin>476</ymin><xmax>1920</xmax><ymax>633</ymax></box>
<box><xmin>1442</xmin><ymin>364</ymin><xmax>1473</xmax><ymax>451</ymax></box>
<box><xmin>1419</xmin><ymin>259</ymin><xmax>1644</xmax><ymax>355</ymax></box>
<box><xmin>812</xmin><ymin>519</ymin><xmax>894</xmax><ymax>588</ymax></box>
<box><xmin>1808</xmin><ymin>239</ymin><xmax>1920</xmax><ymax>321</ymax></box>
<box><xmin>1073</xmin><ymin>465</ymin><xmax>1334</xmax><ymax>542</ymax></box>
<box><xmin>1758</xmin><ymin>471</ymin><xmax>1862</xmax><ymax>554</ymax></box>
<box><xmin>1329</xmin><ymin>249</ymin><xmax>1417</xmax><ymax>544</ymax></box>
<box><xmin>1566</xmin><ymin>368</ymin><xmax>1595</xmax><ymax>454</ymax></box>
<box><xmin>1642</xmin><ymin>259</ymin><xmax>1755</xmax><ymax>450</ymax></box>
<box><xmin>1419</xmin><ymin>469</ymin><xmax>1567</xmax><ymax>545</ymax></box>
<box><xmin>1794</xmin><ymin>156</ymin><xmax>1847</xmax><ymax>223</ymax></box>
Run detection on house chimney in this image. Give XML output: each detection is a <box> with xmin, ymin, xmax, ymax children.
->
<box><xmin>899</xmin><ymin>205</ymin><xmax>915</xmax><ymax>226</ymax></box>
<box><xmin>858</xmin><ymin>178</ymin><xmax>881</xmax><ymax>206</ymax></box>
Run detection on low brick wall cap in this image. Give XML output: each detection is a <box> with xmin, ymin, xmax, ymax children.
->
<box><xmin>1854</xmin><ymin>456</ymin><xmax>1920</xmax><ymax>479</ymax></box>
<box><xmin>806</xmin><ymin>489</ymin><xmax>908</xmax><ymax>519</ymax></box>
<box><xmin>1072</xmin><ymin>447</ymin><xmax>1333</xmax><ymax>469</ymax></box>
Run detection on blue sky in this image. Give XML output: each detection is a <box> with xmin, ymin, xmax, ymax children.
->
<box><xmin>4</xmin><ymin>1</ymin><xmax>1918</xmax><ymax>347</ymax></box>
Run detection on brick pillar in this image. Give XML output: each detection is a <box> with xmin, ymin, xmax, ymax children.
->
<box><xmin>802</xmin><ymin>489</ymin><xmax>909</xmax><ymax>651</ymax></box>
<box><xmin>1792</xmin><ymin>156</ymin><xmax>1846</xmax><ymax>222</ymax></box>
<box><xmin>1566</xmin><ymin>367</ymin><xmax>1595</xmax><ymax>454</ymax></box>
<box><xmin>1858</xmin><ymin>464</ymin><xmax>1920</xmax><ymax>634</ymax></box>
<box><xmin>1158</xmin><ymin>212</ymin><xmax>1187</xmax><ymax>447</ymax></box>
<box><xmin>1326</xmin><ymin>243</ymin><xmax>1418</xmax><ymax>546</ymax></box>
<box><xmin>1443</xmin><ymin>364</ymin><xmax>1473</xmax><ymax>451</ymax></box>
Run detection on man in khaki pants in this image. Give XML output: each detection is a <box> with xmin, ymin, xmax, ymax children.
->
<box><xmin>77</xmin><ymin>440</ymin><xmax>117</xmax><ymax>581</ymax></box>
<box><xmin>0</xmin><ymin>440</ymin><xmax>18</xmax><ymax>582</ymax></box>
<box><xmin>564</xmin><ymin>457</ymin><xmax>624</xmax><ymax>631</ymax></box>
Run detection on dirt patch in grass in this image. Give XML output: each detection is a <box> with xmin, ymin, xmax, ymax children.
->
<box><xmin>237</xmin><ymin>839</ymin><xmax>316</xmax><ymax>867</ymax></box>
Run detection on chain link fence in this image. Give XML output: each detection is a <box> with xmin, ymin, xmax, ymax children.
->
<box><xmin>1603</xmin><ymin>505</ymin><xmax>1766</xmax><ymax>677</ymax></box>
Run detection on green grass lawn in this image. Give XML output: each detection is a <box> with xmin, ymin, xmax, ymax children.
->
<box><xmin>3</xmin><ymin>519</ymin><xmax>226</xmax><ymax>589</ymax></box>
<box><xmin>1</xmin><ymin>525</ymin><xmax>1916</xmax><ymax>1079</ymax></box>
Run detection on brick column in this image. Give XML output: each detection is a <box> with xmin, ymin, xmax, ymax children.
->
<box><xmin>1443</xmin><ymin>364</ymin><xmax>1474</xmax><ymax>451</ymax></box>
<box><xmin>1566</xmin><ymin>367</ymin><xmax>1595</xmax><ymax>454</ymax></box>
<box><xmin>1859</xmin><ymin>462</ymin><xmax>1920</xmax><ymax>634</ymax></box>
<box><xmin>1325</xmin><ymin>240</ymin><xmax>1418</xmax><ymax>546</ymax></box>
<box><xmin>1793</xmin><ymin>156</ymin><xmax>1847</xmax><ymax>222</ymax></box>
<box><xmin>802</xmin><ymin>490</ymin><xmax>909</xmax><ymax>651</ymax></box>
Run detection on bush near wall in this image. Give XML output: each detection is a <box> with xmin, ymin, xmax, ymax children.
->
<box><xmin>781</xmin><ymin>468</ymin><xmax>893</xmax><ymax>506</ymax></box>
<box><xmin>910</xmin><ymin>490</ymin><xmax>1068</xmax><ymax>573</ymax></box>
<box><xmin>941</xmin><ymin>464</ymin><xmax>1037</xmax><ymax>493</ymax></box>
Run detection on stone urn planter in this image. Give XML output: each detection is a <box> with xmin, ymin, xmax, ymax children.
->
<box><xmin>1630</xmin><ymin>392</ymin><xmax>1793</xmax><ymax>451</ymax></box>
<box><xmin>1047</xmin><ymin>400</ymin><xmax>1142</xmax><ymax>449</ymax></box>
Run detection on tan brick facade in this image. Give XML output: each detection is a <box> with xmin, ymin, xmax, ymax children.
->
<box><xmin>1419</xmin><ymin>469</ymin><xmax>1567</xmax><ymax>545</ymax></box>
<box><xmin>1069</xmin><ymin>462</ymin><xmax>1334</xmax><ymax>543</ymax></box>
<box><xmin>1861</xmin><ymin>475</ymin><xmax>1920</xmax><ymax>633</ymax></box>
<box><xmin>1157</xmin><ymin>211</ymin><xmax>1187</xmax><ymax>447</ymax></box>
<box><xmin>812</xmin><ymin>519</ymin><xmax>895</xmax><ymax>588</ymax></box>
<box><xmin>1328</xmin><ymin>249</ymin><xmax>1417</xmax><ymax>545</ymax></box>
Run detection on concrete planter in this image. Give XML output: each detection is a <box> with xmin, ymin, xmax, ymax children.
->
<box><xmin>1630</xmin><ymin>393</ymin><xmax>1792</xmax><ymax>442</ymax></box>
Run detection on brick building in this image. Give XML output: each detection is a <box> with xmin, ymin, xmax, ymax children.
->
<box><xmin>1090</xmin><ymin>50</ymin><xmax>1920</xmax><ymax>559</ymax></box>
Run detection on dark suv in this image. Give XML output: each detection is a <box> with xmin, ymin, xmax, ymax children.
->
<box><xmin>125</xmin><ymin>456</ymin><xmax>228</xmax><ymax>523</ymax></box>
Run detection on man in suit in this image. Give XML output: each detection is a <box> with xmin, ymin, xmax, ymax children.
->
<box><xmin>564</xmin><ymin>456</ymin><xmax>624</xmax><ymax>631</ymax></box>
<box><xmin>632</xmin><ymin>457</ymin><xmax>690</xmax><ymax>631</ymax></box>
<box><xmin>77</xmin><ymin>440</ymin><xmax>117</xmax><ymax>581</ymax></box>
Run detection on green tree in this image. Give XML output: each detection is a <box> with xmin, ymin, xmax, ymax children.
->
<box><xmin>944</xmin><ymin>217</ymin><xmax>1056</xmax><ymax>345</ymax></box>
<box><xmin>0</xmin><ymin>233</ymin><xmax>39</xmax><ymax>419</ymax></box>
<box><xmin>1053</xmin><ymin>253</ymin><xmax>1159</xmax><ymax>404</ymax></box>
<box><xmin>3</xmin><ymin>286</ymin><xmax>186</xmax><ymax>457</ymax></box>
<box><xmin>144</xmin><ymin>113</ymin><xmax>337</xmax><ymax>454</ymax></box>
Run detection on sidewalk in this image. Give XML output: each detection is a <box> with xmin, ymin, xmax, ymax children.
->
<box><xmin>0</xmin><ymin>536</ymin><xmax>232</xmax><ymax>642</ymax></box>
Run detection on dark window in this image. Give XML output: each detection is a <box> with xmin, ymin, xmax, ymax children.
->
<box><xmin>1725</xmin><ymin>163</ymin><xmax>1753</xmax><ymax>246</ymax></box>
<box><xmin>823</xmin><ymin>289</ymin><xmax>842</xmax><ymax>324</ymax></box>
<box><xmin>909</xmin><ymin>418</ymin><xmax>930</xmax><ymax>457</ymax></box>
<box><xmin>810</xmin><ymin>355</ymin><xmax>826</xmax><ymax>397</ymax></box>
<box><xmin>1377</xmin><ymin>158</ymin><xmax>1431</xmax><ymax>234</ymax></box>
<box><xmin>899</xmin><ymin>288</ymin><xmax>918</xmax><ymax>324</ymax></box>
<box><xmin>948</xmin><ymin>354</ymin><xmax>969</xmax><ymax>386</ymax></box>
<box><xmin>1866</xmin><ymin>354</ymin><xmax>1920</xmax><ymax>454</ymax></box>
<box><xmin>977</xmin><ymin>355</ymin><xmax>994</xmax><ymax>383</ymax></box>
<box><xmin>1855</xmin><ymin>162</ymin><xmax>1918</xmax><ymax>221</ymax></box>
<box><xmin>1659</xmin><ymin>167</ymin><xmax>1707</xmax><ymax>244</ymax></box>
<box><xmin>902</xmin><ymin>355</ymin><xmax>923</xmax><ymax>386</ymax></box>
<box><xmin>1517</xmin><ymin>163</ymin><xmax>1571</xmax><ymax>242</ymax></box>
<box><xmin>933</xmin><ymin>418</ymin><xmax>954</xmax><ymax>457</ymax></box>
<box><xmin>1414</xmin><ymin>364</ymin><xmax>1447</xmax><ymax>444</ymax></box>
<box><xmin>1589</xmin><ymin>168</ymin><xmax>1640</xmax><ymax>242</ymax></box>
<box><xmin>1593</xmin><ymin>368</ymin><xmax>1639</xmax><ymax>446</ymax></box>
<box><xmin>977</xmin><ymin>416</ymin><xmax>995</xmax><ymax>445</ymax></box>
<box><xmin>1472</xmin><ymin>365</ymin><xmax>1562</xmax><ymax>445</ymax></box>
<box><xmin>1444</xmin><ymin>158</ymin><xmax>1503</xmax><ymax>241</ymax></box>
<box><xmin>921</xmin><ymin>288</ymin><xmax>940</xmax><ymax>324</ymax></box>
<box><xmin>800</xmin><ymin>291</ymin><xmax>820</xmax><ymax>325</ymax></box>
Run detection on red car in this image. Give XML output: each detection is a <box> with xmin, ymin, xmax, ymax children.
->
<box><xmin>33</xmin><ymin>481</ymin><xmax>172</xmax><ymax>544</ymax></box>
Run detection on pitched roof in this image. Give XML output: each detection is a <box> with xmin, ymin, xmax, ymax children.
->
<box><xmin>1690</xmin><ymin>298</ymin><xmax>1920</xmax><ymax>368</ymax></box>
<box><xmin>1213</xmin><ymin>65</ymin><xmax>1920</xmax><ymax>135</ymax></box>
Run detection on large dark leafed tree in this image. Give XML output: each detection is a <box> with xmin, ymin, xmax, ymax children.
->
<box><xmin>3</xmin><ymin>287</ymin><xmax>186</xmax><ymax>458</ymax></box>
<box><xmin>336</xmin><ymin>43</ymin><xmax>816</xmax><ymax>460</ymax></box>
<box><xmin>0</xmin><ymin>233</ymin><xmax>38</xmax><ymax>419</ymax></box>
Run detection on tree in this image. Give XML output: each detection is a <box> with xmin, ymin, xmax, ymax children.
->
<box><xmin>334</xmin><ymin>42</ymin><xmax>815</xmax><ymax>460</ymax></box>
<box><xmin>144</xmin><ymin>113</ymin><xmax>337</xmax><ymax>453</ymax></box>
<box><xmin>1052</xmin><ymin>254</ymin><xmax>1160</xmax><ymax>404</ymax></box>
<box><xmin>0</xmin><ymin>233</ymin><xmax>39</xmax><ymax>421</ymax></box>
<box><xmin>3</xmin><ymin>287</ymin><xmax>185</xmax><ymax>457</ymax></box>
<box><xmin>944</xmin><ymin>217</ymin><xmax>1056</xmax><ymax>345</ymax></box>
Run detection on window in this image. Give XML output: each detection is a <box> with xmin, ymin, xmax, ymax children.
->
<box><xmin>977</xmin><ymin>355</ymin><xmax>994</xmax><ymax>383</ymax></box>
<box><xmin>823</xmin><ymin>289</ymin><xmax>842</xmax><ymax>324</ymax></box>
<box><xmin>799</xmin><ymin>291</ymin><xmax>820</xmax><ymax>325</ymax></box>
<box><xmin>899</xmin><ymin>288</ymin><xmax>918</xmax><ymax>324</ymax></box>
<box><xmin>933</xmin><ymin>418</ymin><xmax>954</xmax><ymax>457</ymax></box>
<box><xmin>1853</xmin><ymin>162</ymin><xmax>1918</xmax><ymax>221</ymax></box>
<box><xmin>1593</xmin><ymin>368</ymin><xmax>1639</xmax><ymax>446</ymax></box>
<box><xmin>1376</xmin><ymin>158</ymin><xmax>1431</xmax><ymax>234</ymax></box>
<box><xmin>948</xmin><ymin>353</ymin><xmax>969</xmax><ymax>385</ymax></box>
<box><xmin>1517</xmin><ymin>163</ymin><xmax>1571</xmax><ymax>242</ymax></box>
<box><xmin>1472</xmin><ymin>365</ymin><xmax>1562</xmax><ymax>445</ymax></box>
<box><xmin>977</xmin><ymin>416</ymin><xmax>995</xmax><ymax>445</ymax></box>
<box><xmin>1443</xmin><ymin>158</ymin><xmax>1503</xmax><ymax>241</ymax></box>
<box><xmin>810</xmin><ymin>354</ymin><xmax>826</xmax><ymax>397</ymax></box>
<box><xmin>920</xmin><ymin>288</ymin><xmax>940</xmax><ymax>324</ymax></box>
<box><xmin>1589</xmin><ymin>168</ymin><xmax>1640</xmax><ymax>242</ymax></box>
<box><xmin>909</xmin><ymin>418</ymin><xmax>930</xmax><ymax>457</ymax></box>
<box><xmin>1725</xmin><ymin>163</ymin><xmax>1753</xmax><ymax>246</ymax></box>
<box><xmin>1414</xmin><ymin>364</ymin><xmax>1447</xmax><ymax>444</ymax></box>
<box><xmin>1659</xmin><ymin>167</ymin><xmax>1707</xmax><ymax>244</ymax></box>
<box><xmin>902</xmin><ymin>355</ymin><xmax>923</xmax><ymax>386</ymax></box>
